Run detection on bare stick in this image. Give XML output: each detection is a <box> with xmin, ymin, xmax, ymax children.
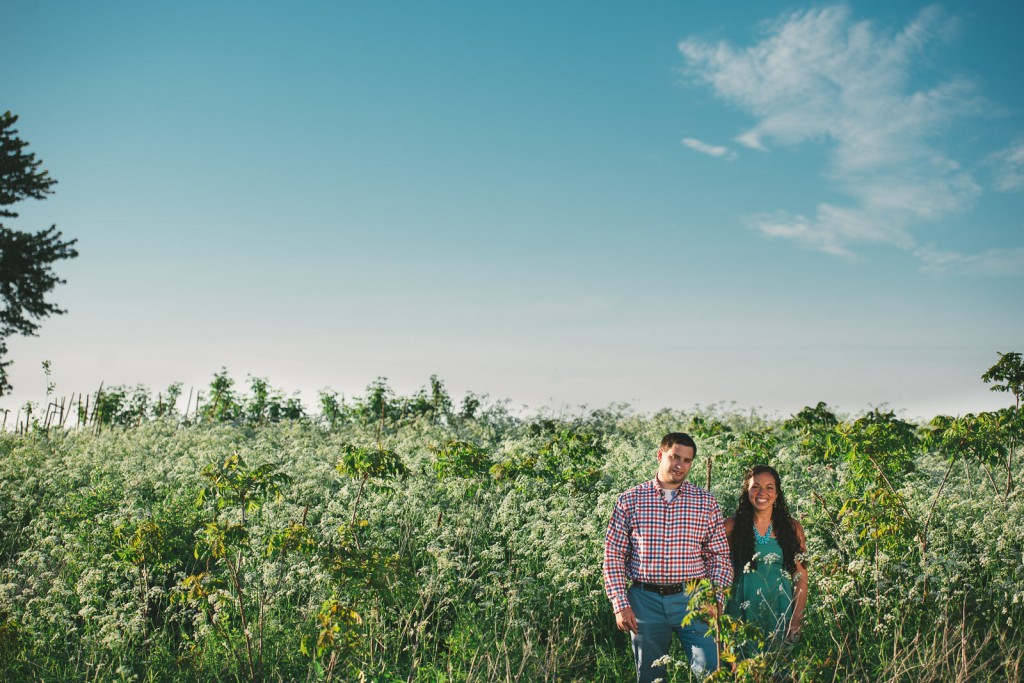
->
<box><xmin>61</xmin><ymin>395</ymin><xmax>73</xmax><ymax>428</ymax></box>
<box><xmin>90</xmin><ymin>383</ymin><xmax>104</xmax><ymax>427</ymax></box>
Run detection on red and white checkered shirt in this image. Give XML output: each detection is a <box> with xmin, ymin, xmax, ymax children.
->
<box><xmin>603</xmin><ymin>479</ymin><xmax>733</xmax><ymax>613</ymax></box>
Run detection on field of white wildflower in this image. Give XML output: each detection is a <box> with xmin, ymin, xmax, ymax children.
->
<box><xmin>0</xmin><ymin>366</ymin><xmax>1022</xmax><ymax>682</ymax></box>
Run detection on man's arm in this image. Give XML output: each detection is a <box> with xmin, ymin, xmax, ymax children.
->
<box><xmin>603</xmin><ymin>495</ymin><xmax>633</xmax><ymax>617</ymax></box>
<box><xmin>703</xmin><ymin>497</ymin><xmax>734</xmax><ymax>594</ymax></box>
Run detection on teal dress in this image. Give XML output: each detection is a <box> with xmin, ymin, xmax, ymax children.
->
<box><xmin>725</xmin><ymin>536</ymin><xmax>794</xmax><ymax>651</ymax></box>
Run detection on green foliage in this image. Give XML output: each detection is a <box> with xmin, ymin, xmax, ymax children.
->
<box><xmin>92</xmin><ymin>384</ymin><xmax>151</xmax><ymax>427</ymax></box>
<box><xmin>81</xmin><ymin>370</ymin><xmax>303</xmax><ymax>429</ymax></box>
<box><xmin>306</xmin><ymin>597</ymin><xmax>363</xmax><ymax>682</ymax></box>
<box><xmin>536</xmin><ymin>428</ymin><xmax>605</xmax><ymax>487</ymax></box>
<box><xmin>690</xmin><ymin>414</ymin><xmax>737</xmax><ymax>461</ymax></box>
<box><xmin>831</xmin><ymin>410</ymin><xmax>920</xmax><ymax>557</ymax></box>
<box><xmin>152</xmin><ymin>382</ymin><xmax>183</xmax><ymax>419</ymax></box>
<box><xmin>982</xmin><ymin>351</ymin><xmax>1024</xmax><ymax>406</ymax></box>
<box><xmin>490</xmin><ymin>427</ymin><xmax>606</xmax><ymax>490</ymax></box>
<box><xmin>185</xmin><ymin>453</ymin><xmax>296</xmax><ymax>682</ymax></box>
<box><xmin>981</xmin><ymin>351</ymin><xmax>1024</xmax><ymax>494</ymax></box>
<box><xmin>459</xmin><ymin>392</ymin><xmax>482</xmax><ymax>420</ymax></box>
<box><xmin>431</xmin><ymin>439</ymin><xmax>492</xmax><ymax>479</ymax></box>
<box><xmin>64</xmin><ymin>372</ymin><xmax>492</xmax><ymax>434</ymax></box>
<box><xmin>0</xmin><ymin>614</ymin><xmax>18</xmax><ymax>664</ymax></box>
<box><xmin>783</xmin><ymin>401</ymin><xmax>839</xmax><ymax>463</ymax></box>
<box><xmin>405</xmin><ymin>374</ymin><xmax>452</xmax><ymax>423</ymax></box>
<box><xmin>0</xmin><ymin>113</ymin><xmax>56</xmax><ymax>212</ymax></box>
<box><xmin>265</xmin><ymin>520</ymin><xmax>316</xmax><ymax>560</ymax></box>
<box><xmin>202</xmin><ymin>368</ymin><xmax>243</xmax><ymax>423</ymax></box>
<box><xmin>319</xmin><ymin>390</ymin><xmax>343</xmax><ymax>430</ymax></box>
<box><xmin>199</xmin><ymin>452</ymin><xmax>290</xmax><ymax>517</ymax></box>
<box><xmin>0</xmin><ymin>364</ymin><xmax>1022</xmax><ymax>681</ymax></box>
<box><xmin>0</xmin><ymin>111</ymin><xmax>78</xmax><ymax>396</ymax></box>
<box><xmin>926</xmin><ymin>398</ymin><xmax>1023</xmax><ymax>498</ymax></box>
<box><xmin>671</xmin><ymin>579</ymin><xmax>774</xmax><ymax>681</ymax></box>
<box><xmin>353</xmin><ymin>377</ymin><xmax>401</xmax><ymax>426</ymax></box>
<box><xmin>337</xmin><ymin>443</ymin><xmax>409</xmax><ymax>529</ymax></box>
<box><xmin>338</xmin><ymin>376</ymin><xmax>456</xmax><ymax>430</ymax></box>
<box><xmin>729</xmin><ymin>426</ymin><xmax>779</xmax><ymax>471</ymax></box>
<box><xmin>246</xmin><ymin>376</ymin><xmax>304</xmax><ymax>425</ymax></box>
<box><xmin>114</xmin><ymin>518</ymin><xmax>166</xmax><ymax>567</ymax></box>
<box><xmin>926</xmin><ymin>412</ymin><xmax>1006</xmax><ymax>468</ymax></box>
<box><xmin>337</xmin><ymin>443</ymin><xmax>409</xmax><ymax>482</ymax></box>
<box><xmin>837</xmin><ymin>408</ymin><xmax>919</xmax><ymax>481</ymax></box>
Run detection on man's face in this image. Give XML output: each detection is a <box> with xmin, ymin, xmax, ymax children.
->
<box><xmin>657</xmin><ymin>443</ymin><xmax>695</xmax><ymax>489</ymax></box>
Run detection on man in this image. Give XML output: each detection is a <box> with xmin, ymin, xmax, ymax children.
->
<box><xmin>603</xmin><ymin>432</ymin><xmax>733</xmax><ymax>682</ymax></box>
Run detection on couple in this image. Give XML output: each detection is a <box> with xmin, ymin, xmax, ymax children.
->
<box><xmin>603</xmin><ymin>432</ymin><xmax>807</xmax><ymax>682</ymax></box>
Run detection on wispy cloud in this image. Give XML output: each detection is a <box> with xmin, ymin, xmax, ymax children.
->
<box><xmin>915</xmin><ymin>245</ymin><xmax>1024</xmax><ymax>276</ymax></box>
<box><xmin>678</xmin><ymin>4</ymin><xmax>1015</xmax><ymax>272</ymax></box>
<box><xmin>681</xmin><ymin>137</ymin><xmax>737</xmax><ymax>160</ymax></box>
<box><xmin>988</xmin><ymin>139</ymin><xmax>1024</xmax><ymax>192</ymax></box>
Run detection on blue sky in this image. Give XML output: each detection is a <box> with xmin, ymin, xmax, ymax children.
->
<box><xmin>3</xmin><ymin>1</ymin><xmax>1023</xmax><ymax>419</ymax></box>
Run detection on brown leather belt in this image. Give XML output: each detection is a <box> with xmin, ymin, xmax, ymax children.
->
<box><xmin>632</xmin><ymin>581</ymin><xmax>686</xmax><ymax>596</ymax></box>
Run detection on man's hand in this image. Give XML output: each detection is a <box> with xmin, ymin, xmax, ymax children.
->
<box><xmin>615</xmin><ymin>606</ymin><xmax>638</xmax><ymax>633</ymax></box>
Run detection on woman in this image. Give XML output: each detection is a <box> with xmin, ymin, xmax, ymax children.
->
<box><xmin>724</xmin><ymin>465</ymin><xmax>807</xmax><ymax>651</ymax></box>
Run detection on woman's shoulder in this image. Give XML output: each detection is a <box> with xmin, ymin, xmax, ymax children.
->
<box><xmin>723</xmin><ymin>516</ymin><xmax>735</xmax><ymax>536</ymax></box>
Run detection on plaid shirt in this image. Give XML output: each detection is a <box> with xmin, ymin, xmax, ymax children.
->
<box><xmin>603</xmin><ymin>479</ymin><xmax>733</xmax><ymax>613</ymax></box>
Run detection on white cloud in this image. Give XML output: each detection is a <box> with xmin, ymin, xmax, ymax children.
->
<box><xmin>988</xmin><ymin>139</ymin><xmax>1024</xmax><ymax>192</ymax></box>
<box><xmin>915</xmin><ymin>245</ymin><xmax>1024</xmax><ymax>276</ymax></box>
<box><xmin>681</xmin><ymin>137</ymin><xmax>737</xmax><ymax>160</ymax></box>
<box><xmin>752</xmin><ymin>201</ymin><xmax>915</xmax><ymax>258</ymax></box>
<box><xmin>679</xmin><ymin>4</ymin><xmax>997</xmax><ymax>262</ymax></box>
<box><xmin>735</xmin><ymin>131</ymin><xmax>766</xmax><ymax>151</ymax></box>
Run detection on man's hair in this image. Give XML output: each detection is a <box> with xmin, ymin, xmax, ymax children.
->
<box><xmin>659</xmin><ymin>432</ymin><xmax>697</xmax><ymax>456</ymax></box>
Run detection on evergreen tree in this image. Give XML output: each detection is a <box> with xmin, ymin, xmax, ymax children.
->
<box><xmin>0</xmin><ymin>111</ymin><xmax>78</xmax><ymax>395</ymax></box>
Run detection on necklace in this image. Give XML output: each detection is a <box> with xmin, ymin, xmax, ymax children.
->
<box><xmin>753</xmin><ymin>522</ymin><xmax>773</xmax><ymax>545</ymax></box>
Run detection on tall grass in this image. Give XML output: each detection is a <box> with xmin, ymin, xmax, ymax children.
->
<box><xmin>0</xmin><ymin>374</ymin><xmax>1020</xmax><ymax>681</ymax></box>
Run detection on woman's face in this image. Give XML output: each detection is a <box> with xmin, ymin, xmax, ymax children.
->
<box><xmin>747</xmin><ymin>472</ymin><xmax>778</xmax><ymax>514</ymax></box>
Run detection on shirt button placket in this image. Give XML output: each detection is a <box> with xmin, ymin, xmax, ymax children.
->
<box><xmin>662</xmin><ymin>493</ymin><xmax>669</xmax><ymax>579</ymax></box>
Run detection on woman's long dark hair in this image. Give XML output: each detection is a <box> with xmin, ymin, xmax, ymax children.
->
<box><xmin>730</xmin><ymin>465</ymin><xmax>803</xmax><ymax>574</ymax></box>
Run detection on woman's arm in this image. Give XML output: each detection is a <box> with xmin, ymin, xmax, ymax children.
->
<box><xmin>788</xmin><ymin>519</ymin><xmax>808</xmax><ymax>638</ymax></box>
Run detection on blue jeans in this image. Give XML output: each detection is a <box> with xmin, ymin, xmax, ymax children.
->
<box><xmin>628</xmin><ymin>584</ymin><xmax>719</xmax><ymax>682</ymax></box>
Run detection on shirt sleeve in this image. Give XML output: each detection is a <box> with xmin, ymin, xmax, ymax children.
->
<box><xmin>603</xmin><ymin>494</ymin><xmax>632</xmax><ymax>613</ymax></box>
<box><xmin>703</xmin><ymin>496</ymin><xmax>734</xmax><ymax>593</ymax></box>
